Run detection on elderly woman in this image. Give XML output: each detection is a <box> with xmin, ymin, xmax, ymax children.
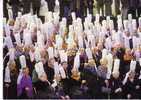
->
<box><xmin>97</xmin><ymin>58</ymin><xmax>108</xmax><ymax>80</ymax></box>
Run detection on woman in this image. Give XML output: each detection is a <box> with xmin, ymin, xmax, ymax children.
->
<box><xmin>97</xmin><ymin>58</ymin><xmax>108</xmax><ymax>80</ymax></box>
<box><xmin>4</xmin><ymin>60</ymin><xmax>18</xmax><ymax>99</ymax></box>
<box><xmin>17</xmin><ymin>67</ymin><xmax>33</xmax><ymax>99</ymax></box>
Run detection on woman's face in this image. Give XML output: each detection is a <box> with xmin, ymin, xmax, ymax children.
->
<box><xmin>23</xmin><ymin>68</ymin><xmax>29</xmax><ymax>75</ymax></box>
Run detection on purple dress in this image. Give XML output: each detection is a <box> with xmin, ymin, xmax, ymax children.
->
<box><xmin>17</xmin><ymin>75</ymin><xmax>33</xmax><ymax>98</ymax></box>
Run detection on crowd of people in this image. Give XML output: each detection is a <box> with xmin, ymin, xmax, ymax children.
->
<box><xmin>3</xmin><ymin>0</ymin><xmax>141</xmax><ymax>22</ymax></box>
<box><xmin>3</xmin><ymin>0</ymin><xmax>141</xmax><ymax>99</ymax></box>
<box><xmin>3</xmin><ymin>10</ymin><xmax>141</xmax><ymax>99</ymax></box>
